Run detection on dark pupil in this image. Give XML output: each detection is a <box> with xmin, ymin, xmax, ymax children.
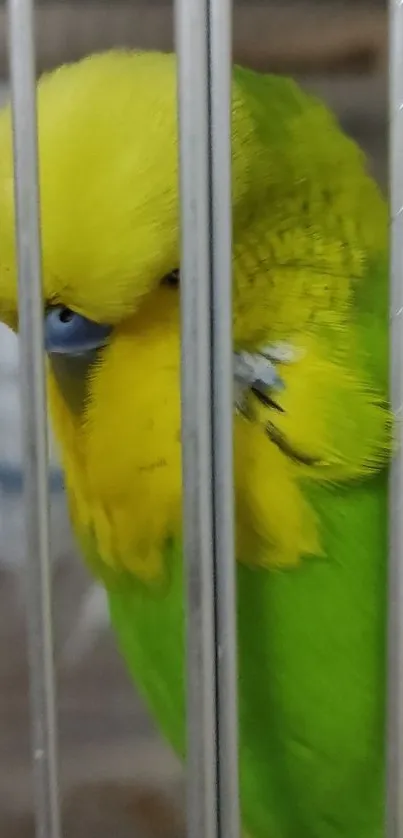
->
<box><xmin>58</xmin><ymin>307</ymin><xmax>74</xmax><ymax>324</ymax></box>
<box><xmin>161</xmin><ymin>269</ymin><xmax>180</xmax><ymax>287</ymax></box>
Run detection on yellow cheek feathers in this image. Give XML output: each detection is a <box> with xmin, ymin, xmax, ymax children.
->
<box><xmin>48</xmin><ymin>295</ymin><xmax>183</xmax><ymax>584</ymax></box>
<box><xmin>48</xmin><ymin>293</ymin><xmax>391</xmax><ymax>586</ymax></box>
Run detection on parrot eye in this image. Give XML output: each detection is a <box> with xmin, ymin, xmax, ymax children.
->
<box><xmin>160</xmin><ymin>268</ymin><xmax>180</xmax><ymax>288</ymax></box>
<box><xmin>44</xmin><ymin>305</ymin><xmax>112</xmax><ymax>356</ymax></box>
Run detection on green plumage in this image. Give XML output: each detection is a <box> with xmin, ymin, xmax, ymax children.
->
<box><xmin>106</xmin><ymin>475</ymin><xmax>387</xmax><ymax>838</ymax></box>
<box><xmin>104</xmin><ymin>67</ymin><xmax>390</xmax><ymax>837</ymax></box>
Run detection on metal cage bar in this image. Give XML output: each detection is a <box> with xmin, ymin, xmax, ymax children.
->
<box><xmin>8</xmin><ymin>2</ymin><xmax>61</xmax><ymax>838</ymax></box>
<box><xmin>388</xmin><ymin>0</ymin><xmax>403</xmax><ymax>835</ymax></box>
<box><xmin>175</xmin><ymin>0</ymin><xmax>240</xmax><ymax>835</ymax></box>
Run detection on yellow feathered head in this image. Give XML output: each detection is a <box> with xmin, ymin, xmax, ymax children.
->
<box><xmin>0</xmin><ymin>50</ymin><xmax>183</xmax><ymax>327</ymax></box>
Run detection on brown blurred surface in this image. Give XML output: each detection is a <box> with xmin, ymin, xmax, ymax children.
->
<box><xmin>0</xmin><ymin>557</ymin><xmax>184</xmax><ymax>836</ymax></box>
<box><xmin>0</xmin><ymin>2</ymin><xmax>388</xmax><ymax>78</ymax></box>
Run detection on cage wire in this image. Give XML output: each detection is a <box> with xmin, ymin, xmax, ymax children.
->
<box><xmin>5</xmin><ymin>0</ymin><xmax>403</xmax><ymax>837</ymax></box>
<box><xmin>387</xmin><ymin>0</ymin><xmax>403</xmax><ymax>836</ymax></box>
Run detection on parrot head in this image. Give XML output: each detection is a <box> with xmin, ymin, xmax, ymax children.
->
<box><xmin>0</xmin><ymin>50</ymin><xmax>391</xmax><ymax>584</ymax></box>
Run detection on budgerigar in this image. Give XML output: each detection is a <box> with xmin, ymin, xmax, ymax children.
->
<box><xmin>0</xmin><ymin>51</ymin><xmax>391</xmax><ymax>838</ymax></box>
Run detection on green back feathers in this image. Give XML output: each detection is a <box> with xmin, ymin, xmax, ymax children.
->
<box><xmin>231</xmin><ymin>68</ymin><xmax>387</xmax><ymax>348</ymax></box>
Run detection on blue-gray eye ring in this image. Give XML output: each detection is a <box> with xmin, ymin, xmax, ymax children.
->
<box><xmin>44</xmin><ymin>305</ymin><xmax>112</xmax><ymax>356</ymax></box>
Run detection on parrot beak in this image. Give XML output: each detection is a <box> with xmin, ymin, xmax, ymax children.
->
<box><xmin>50</xmin><ymin>353</ymin><xmax>98</xmax><ymax>415</ymax></box>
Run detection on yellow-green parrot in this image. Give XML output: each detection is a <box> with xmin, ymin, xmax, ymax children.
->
<box><xmin>0</xmin><ymin>51</ymin><xmax>391</xmax><ymax>838</ymax></box>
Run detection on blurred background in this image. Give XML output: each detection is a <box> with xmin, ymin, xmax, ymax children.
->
<box><xmin>0</xmin><ymin>1</ymin><xmax>388</xmax><ymax>835</ymax></box>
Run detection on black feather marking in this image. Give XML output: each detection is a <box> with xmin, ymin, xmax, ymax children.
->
<box><xmin>251</xmin><ymin>386</ymin><xmax>285</xmax><ymax>413</ymax></box>
<box><xmin>265</xmin><ymin>421</ymin><xmax>323</xmax><ymax>467</ymax></box>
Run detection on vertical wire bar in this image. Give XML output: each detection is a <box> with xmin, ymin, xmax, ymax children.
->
<box><xmin>176</xmin><ymin>0</ymin><xmax>239</xmax><ymax>835</ymax></box>
<box><xmin>388</xmin><ymin>0</ymin><xmax>403</xmax><ymax>835</ymax></box>
<box><xmin>176</xmin><ymin>0</ymin><xmax>219</xmax><ymax>833</ymax></box>
<box><xmin>209</xmin><ymin>1</ymin><xmax>240</xmax><ymax>836</ymax></box>
<box><xmin>8</xmin><ymin>3</ymin><xmax>61</xmax><ymax>838</ymax></box>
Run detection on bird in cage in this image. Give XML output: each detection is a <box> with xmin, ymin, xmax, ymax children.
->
<box><xmin>0</xmin><ymin>50</ymin><xmax>390</xmax><ymax>838</ymax></box>
<box><xmin>0</xmin><ymin>320</ymin><xmax>109</xmax><ymax>666</ymax></box>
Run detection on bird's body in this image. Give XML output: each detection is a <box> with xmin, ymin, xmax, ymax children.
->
<box><xmin>0</xmin><ymin>51</ymin><xmax>391</xmax><ymax>837</ymax></box>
